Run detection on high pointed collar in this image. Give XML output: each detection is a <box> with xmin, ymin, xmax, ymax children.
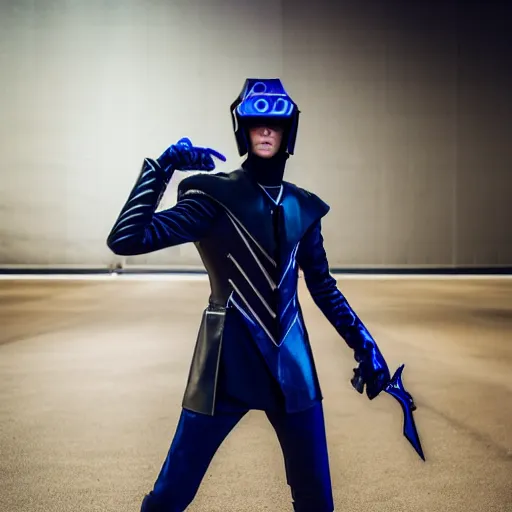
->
<box><xmin>241</xmin><ymin>151</ymin><xmax>289</xmax><ymax>186</ymax></box>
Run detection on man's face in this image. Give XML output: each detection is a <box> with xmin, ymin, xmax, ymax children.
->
<box><xmin>248</xmin><ymin>124</ymin><xmax>284</xmax><ymax>158</ymax></box>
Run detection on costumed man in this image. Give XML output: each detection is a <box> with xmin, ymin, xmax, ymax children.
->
<box><xmin>107</xmin><ymin>78</ymin><xmax>391</xmax><ymax>512</ymax></box>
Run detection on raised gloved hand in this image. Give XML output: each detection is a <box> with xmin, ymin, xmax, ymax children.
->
<box><xmin>157</xmin><ymin>137</ymin><xmax>226</xmax><ymax>173</ymax></box>
<box><xmin>350</xmin><ymin>346</ymin><xmax>391</xmax><ymax>400</ymax></box>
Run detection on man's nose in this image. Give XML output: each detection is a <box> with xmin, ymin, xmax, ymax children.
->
<box><xmin>261</xmin><ymin>127</ymin><xmax>271</xmax><ymax>136</ymax></box>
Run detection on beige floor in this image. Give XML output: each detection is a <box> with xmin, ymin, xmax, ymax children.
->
<box><xmin>0</xmin><ymin>275</ymin><xmax>511</xmax><ymax>512</ymax></box>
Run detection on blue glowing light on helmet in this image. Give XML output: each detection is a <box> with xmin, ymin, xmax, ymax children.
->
<box><xmin>230</xmin><ymin>78</ymin><xmax>300</xmax><ymax>156</ymax></box>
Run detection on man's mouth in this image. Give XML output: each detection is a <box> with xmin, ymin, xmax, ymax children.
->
<box><xmin>258</xmin><ymin>141</ymin><xmax>273</xmax><ymax>149</ymax></box>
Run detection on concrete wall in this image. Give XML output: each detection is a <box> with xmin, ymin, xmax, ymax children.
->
<box><xmin>1</xmin><ymin>0</ymin><xmax>510</xmax><ymax>269</ymax></box>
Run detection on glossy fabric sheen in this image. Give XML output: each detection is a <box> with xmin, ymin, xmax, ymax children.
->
<box><xmin>230</xmin><ymin>78</ymin><xmax>300</xmax><ymax>156</ymax></box>
<box><xmin>177</xmin><ymin>168</ymin><xmax>329</xmax><ymax>413</ymax></box>
<box><xmin>235</xmin><ymin>78</ymin><xmax>296</xmax><ymax>118</ymax></box>
<box><xmin>107</xmin><ymin>158</ymin><xmax>387</xmax><ymax>416</ymax></box>
<box><xmin>297</xmin><ymin>224</ymin><xmax>389</xmax><ymax>377</ymax></box>
<box><xmin>181</xmin><ymin>309</ymin><xmax>225</xmax><ymax>415</ymax></box>
<box><xmin>215</xmin><ymin>306</ymin><xmax>286</xmax><ymax>413</ymax></box>
<box><xmin>107</xmin><ymin>158</ymin><xmax>218</xmax><ymax>255</ymax></box>
<box><xmin>141</xmin><ymin>402</ymin><xmax>334</xmax><ymax>512</ymax></box>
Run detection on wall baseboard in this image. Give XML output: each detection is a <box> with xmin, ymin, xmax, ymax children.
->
<box><xmin>0</xmin><ymin>267</ymin><xmax>511</xmax><ymax>275</ymax></box>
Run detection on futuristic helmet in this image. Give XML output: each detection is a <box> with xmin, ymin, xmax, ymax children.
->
<box><xmin>230</xmin><ymin>78</ymin><xmax>300</xmax><ymax>156</ymax></box>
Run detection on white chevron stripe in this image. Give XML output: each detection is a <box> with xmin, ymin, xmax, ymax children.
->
<box><xmin>226</xmin><ymin>216</ymin><xmax>277</xmax><ymax>291</ymax></box>
<box><xmin>227</xmin><ymin>253</ymin><xmax>276</xmax><ymax>319</ymax></box>
<box><xmin>181</xmin><ymin>189</ymin><xmax>276</xmax><ymax>267</ymax></box>
<box><xmin>225</xmin><ymin>210</ymin><xmax>276</xmax><ymax>267</ymax></box>
<box><xmin>228</xmin><ymin>295</ymin><xmax>257</xmax><ymax>327</ymax></box>
<box><xmin>111</xmin><ymin>223</ymin><xmax>139</xmax><ymax>235</ymax></box>
<box><xmin>144</xmin><ymin>158</ymin><xmax>160</xmax><ymax>171</ymax></box>
<box><xmin>138</xmin><ymin>177</ymin><xmax>156</xmax><ymax>188</ymax></box>
<box><xmin>228</xmin><ymin>279</ymin><xmax>278</xmax><ymax>346</ymax></box>
<box><xmin>113</xmin><ymin>211</ymin><xmax>144</xmax><ymax>230</ymax></box>
<box><xmin>140</xmin><ymin>168</ymin><xmax>152</xmax><ymax>180</ymax></box>
<box><xmin>110</xmin><ymin>232</ymin><xmax>136</xmax><ymax>245</ymax></box>
<box><xmin>119</xmin><ymin>203</ymin><xmax>150</xmax><ymax>218</ymax></box>
<box><xmin>128</xmin><ymin>188</ymin><xmax>153</xmax><ymax>204</ymax></box>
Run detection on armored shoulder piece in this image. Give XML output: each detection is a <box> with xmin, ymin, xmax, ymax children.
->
<box><xmin>177</xmin><ymin>171</ymin><xmax>233</xmax><ymax>203</ymax></box>
<box><xmin>179</xmin><ymin>170</ymin><xmax>329</xmax><ymax>220</ymax></box>
<box><xmin>177</xmin><ymin>170</ymin><xmax>330</xmax><ymax>256</ymax></box>
<box><xmin>284</xmin><ymin>181</ymin><xmax>330</xmax><ymax>223</ymax></box>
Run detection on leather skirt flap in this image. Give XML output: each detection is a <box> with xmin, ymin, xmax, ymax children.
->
<box><xmin>182</xmin><ymin>309</ymin><xmax>226</xmax><ymax>415</ymax></box>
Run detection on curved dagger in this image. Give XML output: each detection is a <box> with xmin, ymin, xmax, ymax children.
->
<box><xmin>384</xmin><ymin>364</ymin><xmax>425</xmax><ymax>461</ymax></box>
<box><xmin>352</xmin><ymin>363</ymin><xmax>425</xmax><ymax>461</ymax></box>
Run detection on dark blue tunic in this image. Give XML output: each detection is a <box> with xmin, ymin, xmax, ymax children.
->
<box><xmin>107</xmin><ymin>158</ymin><xmax>379</xmax><ymax>415</ymax></box>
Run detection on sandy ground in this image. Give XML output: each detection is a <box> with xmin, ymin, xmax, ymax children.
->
<box><xmin>0</xmin><ymin>275</ymin><xmax>511</xmax><ymax>511</ymax></box>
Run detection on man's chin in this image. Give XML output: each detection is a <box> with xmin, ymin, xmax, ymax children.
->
<box><xmin>253</xmin><ymin>148</ymin><xmax>275</xmax><ymax>159</ymax></box>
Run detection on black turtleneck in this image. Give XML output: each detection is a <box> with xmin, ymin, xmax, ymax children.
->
<box><xmin>241</xmin><ymin>150</ymin><xmax>289</xmax><ymax>265</ymax></box>
<box><xmin>241</xmin><ymin>151</ymin><xmax>289</xmax><ymax>187</ymax></box>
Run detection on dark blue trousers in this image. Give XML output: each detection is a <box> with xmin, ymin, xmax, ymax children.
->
<box><xmin>140</xmin><ymin>402</ymin><xmax>334</xmax><ymax>511</ymax></box>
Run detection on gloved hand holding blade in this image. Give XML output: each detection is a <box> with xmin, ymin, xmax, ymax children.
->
<box><xmin>351</xmin><ymin>363</ymin><xmax>425</xmax><ymax>461</ymax></box>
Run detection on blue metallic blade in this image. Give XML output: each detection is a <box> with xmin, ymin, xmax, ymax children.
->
<box><xmin>384</xmin><ymin>364</ymin><xmax>426</xmax><ymax>461</ymax></box>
